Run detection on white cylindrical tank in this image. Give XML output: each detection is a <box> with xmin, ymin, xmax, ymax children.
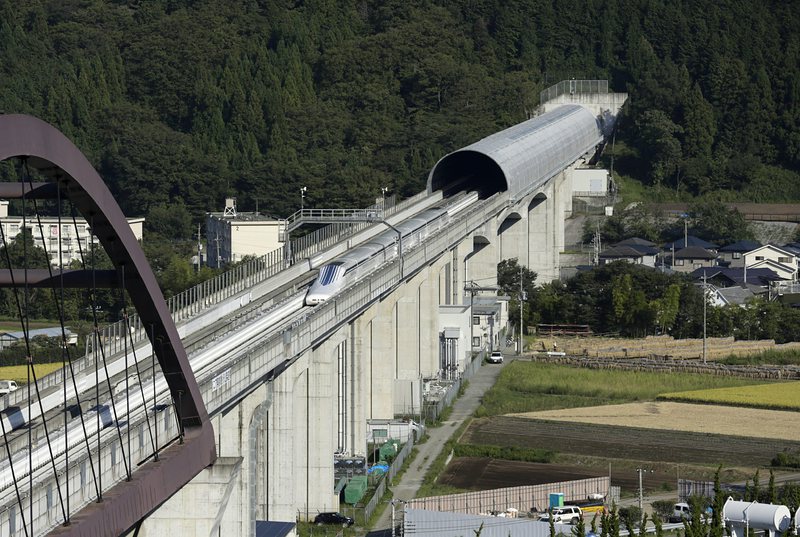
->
<box><xmin>723</xmin><ymin>498</ymin><xmax>791</xmax><ymax>532</ymax></box>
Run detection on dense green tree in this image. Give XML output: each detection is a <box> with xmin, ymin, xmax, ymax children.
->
<box><xmin>688</xmin><ymin>200</ymin><xmax>752</xmax><ymax>246</ymax></box>
<box><xmin>0</xmin><ymin>0</ymin><xmax>799</xmax><ymax>279</ymax></box>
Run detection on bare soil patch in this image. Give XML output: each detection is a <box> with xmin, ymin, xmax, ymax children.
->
<box><xmin>440</xmin><ymin>457</ymin><xmax>652</xmax><ymax>490</ymax></box>
<box><xmin>461</xmin><ymin>416</ymin><xmax>794</xmax><ymax>468</ymax></box>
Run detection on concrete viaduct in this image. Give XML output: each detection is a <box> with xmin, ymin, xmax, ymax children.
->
<box><xmin>0</xmin><ymin>83</ymin><xmax>625</xmax><ymax>536</ymax></box>
<box><xmin>142</xmin><ymin>94</ymin><xmax>626</xmax><ymax>534</ymax></box>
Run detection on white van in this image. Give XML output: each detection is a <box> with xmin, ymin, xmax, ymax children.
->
<box><xmin>0</xmin><ymin>380</ymin><xmax>18</xmax><ymax>396</ymax></box>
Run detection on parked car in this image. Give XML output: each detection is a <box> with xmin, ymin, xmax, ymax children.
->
<box><xmin>539</xmin><ymin>506</ymin><xmax>582</xmax><ymax>524</ymax></box>
<box><xmin>314</xmin><ymin>512</ymin><xmax>354</xmax><ymax>527</ymax></box>
<box><xmin>487</xmin><ymin>350</ymin><xmax>504</xmax><ymax>364</ymax></box>
<box><xmin>0</xmin><ymin>380</ymin><xmax>18</xmax><ymax>396</ymax></box>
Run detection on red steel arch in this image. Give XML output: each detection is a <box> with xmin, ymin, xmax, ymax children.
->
<box><xmin>0</xmin><ymin>114</ymin><xmax>215</xmax><ymax>536</ymax></box>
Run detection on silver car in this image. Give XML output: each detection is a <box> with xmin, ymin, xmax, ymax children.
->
<box><xmin>487</xmin><ymin>350</ymin><xmax>503</xmax><ymax>364</ymax></box>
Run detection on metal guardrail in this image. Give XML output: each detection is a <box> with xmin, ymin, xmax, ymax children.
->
<box><xmin>199</xmin><ymin>192</ymin><xmax>508</xmax><ymax>423</ymax></box>
<box><xmin>3</xmin><ymin>192</ymin><xmax>430</xmax><ymax>410</ymax></box>
<box><xmin>2</xmin><ymin>189</ymin><xmax>501</xmax><ymax>534</ymax></box>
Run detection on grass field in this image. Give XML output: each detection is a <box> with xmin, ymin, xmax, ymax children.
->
<box><xmin>0</xmin><ymin>363</ymin><xmax>64</xmax><ymax>383</ymax></box>
<box><xmin>660</xmin><ymin>381</ymin><xmax>800</xmax><ymax>410</ymax></box>
<box><xmin>0</xmin><ymin>319</ymin><xmax>60</xmax><ymax>332</ymax></box>
<box><xmin>475</xmin><ymin>361</ymin><xmax>759</xmax><ymax>417</ymax></box>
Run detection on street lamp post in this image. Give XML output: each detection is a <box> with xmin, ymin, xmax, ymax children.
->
<box><xmin>300</xmin><ymin>186</ymin><xmax>307</xmax><ymax>212</ymax></box>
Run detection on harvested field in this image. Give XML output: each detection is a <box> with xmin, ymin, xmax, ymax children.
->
<box><xmin>510</xmin><ymin>401</ymin><xmax>800</xmax><ymax>440</ymax></box>
<box><xmin>537</xmin><ymin>335</ymin><xmax>800</xmax><ymax>361</ymax></box>
<box><xmin>461</xmin><ymin>415</ymin><xmax>796</xmax><ymax>467</ymax></box>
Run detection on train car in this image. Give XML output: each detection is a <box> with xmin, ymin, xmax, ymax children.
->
<box><xmin>305</xmin><ymin>193</ymin><xmax>478</xmax><ymax>305</ymax></box>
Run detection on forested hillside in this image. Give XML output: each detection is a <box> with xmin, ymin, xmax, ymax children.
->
<box><xmin>1</xmin><ymin>0</ymin><xmax>798</xmax><ymax>236</ymax></box>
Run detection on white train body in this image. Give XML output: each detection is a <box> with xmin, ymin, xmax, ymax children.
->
<box><xmin>305</xmin><ymin>192</ymin><xmax>478</xmax><ymax>305</ymax></box>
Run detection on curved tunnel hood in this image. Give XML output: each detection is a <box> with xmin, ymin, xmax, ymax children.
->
<box><xmin>427</xmin><ymin>105</ymin><xmax>603</xmax><ymax>199</ymax></box>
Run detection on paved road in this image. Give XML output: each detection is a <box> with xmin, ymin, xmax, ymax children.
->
<box><xmin>372</xmin><ymin>353</ymin><xmax>510</xmax><ymax>531</ymax></box>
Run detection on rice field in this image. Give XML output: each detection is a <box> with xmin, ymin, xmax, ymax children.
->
<box><xmin>0</xmin><ymin>363</ymin><xmax>64</xmax><ymax>383</ymax></box>
<box><xmin>660</xmin><ymin>381</ymin><xmax>800</xmax><ymax>411</ymax></box>
<box><xmin>475</xmin><ymin>361</ymin><xmax>758</xmax><ymax>417</ymax></box>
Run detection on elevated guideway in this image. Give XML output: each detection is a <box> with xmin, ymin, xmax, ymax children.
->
<box><xmin>0</xmin><ymin>83</ymin><xmax>627</xmax><ymax>535</ymax></box>
<box><xmin>0</xmin><ymin>189</ymin><xmax>455</xmax><ymax>534</ymax></box>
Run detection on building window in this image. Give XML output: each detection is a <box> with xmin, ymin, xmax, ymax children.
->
<box><xmin>732</xmin><ymin>252</ymin><xmax>741</xmax><ymax>259</ymax></box>
<box><xmin>675</xmin><ymin>259</ymin><xmax>684</xmax><ymax>266</ymax></box>
<box><xmin>472</xmin><ymin>316</ymin><xmax>480</xmax><ymax>325</ymax></box>
<box><xmin>472</xmin><ymin>336</ymin><xmax>481</xmax><ymax>348</ymax></box>
<box><xmin>756</xmin><ymin>256</ymin><xmax>764</xmax><ymax>261</ymax></box>
<box><xmin>373</xmin><ymin>429</ymin><xmax>388</xmax><ymax>439</ymax></box>
<box><xmin>779</xmin><ymin>256</ymin><xmax>791</xmax><ymax>263</ymax></box>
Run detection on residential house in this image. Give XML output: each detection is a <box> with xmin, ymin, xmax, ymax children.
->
<box><xmin>663</xmin><ymin>235</ymin><xmax>719</xmax><ymax>253</ymax></box>
<box><xmin>743</xmin><ymin>244</ymin><xmax>798</xmax><ymax>281</ymax></box>
<box><xmin>718</xmin><ymin>240</ymin><xmax>762</xmax><ymax>268</ymax></box>
<box><xmin>670</xmin><ymin>246</ymin><xmax>717</xmax><ymax>273</ymax></box>
<box><xmin>599</xmin><ymin>244</ymin><xmax>658</xmax><ymax>267</ymax></box>
<box><xmin>0</xmin><ymin>327</ymin><xmax>77</xmax><ymax>350</ymax></box>
<box><xmin>689</xmin><ymin>267</ymin><xmax>781</xmax><ymax>290</ymax></box>
<box><xmin>712</xmin><ymin>286</ymin><xmax>755</xmax><ymax>307</ymax></box>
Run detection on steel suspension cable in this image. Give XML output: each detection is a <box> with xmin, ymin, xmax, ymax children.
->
<box><xmin>86</xmin><ymin>216</ymin><xmax>132</xmax><ymax>482</ymax></box>
<box><xmin>0</xmin><ymin>185</ymin><xmax>30</xmax><ymax>537</ymax></box>
<box><xmin>122</xmin><ymin>304</ymin><xmax>158</xmax><ymax>462</ymax></box>
<box><xmin>121</xmin><ymin>265</ymin><xmax>131</xmax><ymax>480</ymax></box>
<box><xmin>68</xmin><ymin>201</ymin><xmax>107</xmax><ymax>502</ymax></box>
<box><xmin>19</xmin><ymin>160</ymin><xmax>68</xmax><ymax>527</ymax></box>
<box><xmin>43</xmin><ymin>177</ymin><xmax>102</xmax><ymax>505</ymax></box>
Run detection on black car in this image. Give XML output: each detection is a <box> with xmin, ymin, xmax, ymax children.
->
<box><xmin>314</xmin><ymin>512</ymin><xmax>354</xmax><ymax>527</ymax></box>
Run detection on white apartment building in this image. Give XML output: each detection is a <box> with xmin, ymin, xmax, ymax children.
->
<box><xmin>205</xmin><ymin>198</ymin><xmax>283</xmax><ymax>268</ymax></box>
<box><xmin>0</xmin><ymin>200</ymin><xmax>144</xmax><ymax>267</ymax></box>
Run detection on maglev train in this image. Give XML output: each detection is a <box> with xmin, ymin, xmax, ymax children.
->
<box><xmin>305</xmin><ymin>192</ymin><xmax>479</xmax><ymax>305</ymax></box>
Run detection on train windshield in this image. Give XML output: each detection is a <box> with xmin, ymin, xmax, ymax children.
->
<box><xmin>319</xmin><ymin>263</ymin><xmax>343</xmax><ymax>286</ymax></box>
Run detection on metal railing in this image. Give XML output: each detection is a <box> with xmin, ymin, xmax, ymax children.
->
<box><xmin>540</xmin><ymin>80</ymin><xmax>609</xmax><ymax>105</ymax></box>
<box><xmin>3</xmin><ymin>188</ymin><xmax>502</xmax><ymax>534</ymax></box>
<box><xmin>3</xmin><ymin>192</ymin><xmax>432</xmax><ymax>410</ymax></box>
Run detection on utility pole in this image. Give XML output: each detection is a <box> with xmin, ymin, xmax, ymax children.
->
<box><xmin>593</xmin><ymin>223</ymin><xmax>601</xmax><ymax>265</ymax></box>
<box><xmin>684</xmin><ymin>219</ymin><xmax>689</xmax><ymax>248</ymax></box>
<box><xmin>196</xmin><ymin>224</ymin><xmax>202</xmax><ymax>272</ymax></box>
<box><xmin>519</xmin><ymin>264</ymin><xmax>526</xmax><ymax>355</ymax></box>
<box><xmin>636</xmin><ymin>468</ymin><xmax>653</xmax><ymax>521</ymax></box>
<box><xmin>638</xmin><ymin>467</ymin><xmax>643</xmax><ymax>513</ymax></box>
<box><xmin>703</xmin><ymin>270</ymin><xmax>707</xmax><ymax>364</ymax></box>
<box><xmin>214</xmin><ymin>229</ymin><xmax>221</xmax><ymax>268</ymax></box>
<box><xmin>468</xmin><ymin>281</ymin><xmax>476</xmax><ymax>355</ymax></box>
